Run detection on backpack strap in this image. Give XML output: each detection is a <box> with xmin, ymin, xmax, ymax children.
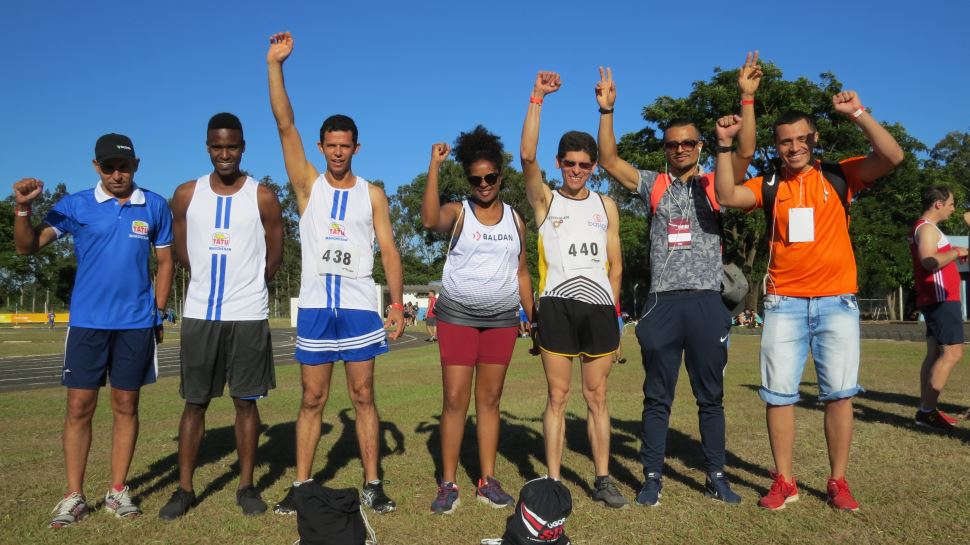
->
<box><xmin>761</xmin><ymin>159</ymin><xmax>848</xmax><ymax>240</ymax></box>
<box><xmin>650</xmin><ymin>172</ymin><xmax>720</xmax><ymax>215</ymax></box>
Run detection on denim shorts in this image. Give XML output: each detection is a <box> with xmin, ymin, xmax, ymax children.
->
<box><xmin>759</xmin><ymin>294</ymin><xmax>863</xmax><ymax>405</ymax></box>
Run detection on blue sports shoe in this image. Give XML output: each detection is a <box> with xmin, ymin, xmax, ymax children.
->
<box><xmin>705</xmin><ymin>471</ymin><xmax>741</xmax><ymax>504</ymax></box>
<box><xmin>636</xmin><ymin>472</ymin><xmax>662</xmax><ymax>507</ymax></box>
<box><xmin>431</xmin><ymin>482</ymin><xmax>460</xmax><ymax>515</ymax></box>
<box><xmin>477</xmin><ymin>476</ymin><xmax>515</xmax><ymax>508</ymax></box>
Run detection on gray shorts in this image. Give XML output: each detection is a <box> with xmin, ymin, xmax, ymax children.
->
<box><xmin>179</xmin><ymin>318</ymin><xmax>276</xmax><ymax>404</ymax></box>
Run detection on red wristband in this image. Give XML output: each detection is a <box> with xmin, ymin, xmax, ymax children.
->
<box><xmin>615</xmin><ymin>304</ymin><xmax>622</xmax><ymax>317</ymax></box>
<box><xmin>529</xmin><ymin>96</ymin><xmax>543</xmax><ymax>105</ymax></box>
<box><xmin>389</xmin><ymin>303</ymin><xmax>404</xmax><ymax>312</ymax></box>
<box><xmin>740</xmin><ymin>98</ymin><xmax>755</xmax><ymax>106</ymax></box>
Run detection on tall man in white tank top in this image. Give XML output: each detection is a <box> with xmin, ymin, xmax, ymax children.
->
<box><xmin>267</xmin><ymin>32</ymin><xmax>406</xmax><ymax>516</ymax></box>
<box><xmin>521</xmin><ymin>71</ymin><xmax>629</xmax><ymax>509</ymax></box>
<box><xmin>160</xmin><ymin>113</ymin><xmax>284</xmax><ymax>520</ymax></box>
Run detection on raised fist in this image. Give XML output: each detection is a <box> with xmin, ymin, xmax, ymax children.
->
<box><xmin>430</xmin><ymin>143</ymin><xmax>450</xmax><ymax>166</ymax></box>
<box><xmin>267</xmin><ymin>32</ymin><xmax>294</xmax><ymax>64</ymax></box>
<box><xmin>13</xmin><ymin>178</ymin><xmax>44</xmax><ymax>205</ymax></box>
<box><xmin>738</xmin><ymin>51</ymin><xmax>762</xmax><ymax>97</ymax></box>
<box><xmin>596</xmin><ymin>66</ymin><xmax>616</xmax><ymax>110</ymax></box>
<box><xmin>832</xmin><ymin>91</ymin><xmax>863</xmax><ymax>116</ymax></box>
<box><xmin>533</xmin><ymin>71</ymin><xmax>561</xmax><ymax>98</ymax></box>
<box><xmin>715</xmin><ymin>115</ymin><xmax>743</xmax><ymax>142</ymax></box>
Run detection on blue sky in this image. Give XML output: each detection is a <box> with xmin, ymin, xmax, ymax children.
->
<box><xmin>2</xmin><ymin>0</ymin><xmax>968</xmax><ymax>200</ymax></box>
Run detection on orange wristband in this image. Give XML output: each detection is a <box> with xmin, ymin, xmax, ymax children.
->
<box><xmin>529</xmin><ymin>96</ymin><xmax>543</xmax><ymax>105</ymax></box>
<box><xmin>741</xmin><ymin>98</ymin><xmax>755</xmax><ymax>106</ymax></box>
<box><xmin>389</xmin><ymin>303</ymin><xmax>404</xmax><ymax>312</ymax></box>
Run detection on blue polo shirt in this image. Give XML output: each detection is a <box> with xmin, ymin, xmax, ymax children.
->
<box><xmin>44</xmin><ymin>182</ymin><xmax>173</xmax><ymax>329</ymax></box>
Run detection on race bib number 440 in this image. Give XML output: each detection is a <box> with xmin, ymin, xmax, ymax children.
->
<box><xmin>560</xmin><ymin>239</ymin><xmax>603</xmax><ymax>271</ymax></box>
<box><xmin>316</xmin><ymin>240</ymin><xmax>359</xmax><ymax>278</ymax></box>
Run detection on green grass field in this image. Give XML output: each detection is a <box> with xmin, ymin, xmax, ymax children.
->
<box><xmin>2</xmin><ymin>335</ymin><xmax>968</xmax><ymax>544</ymax></box>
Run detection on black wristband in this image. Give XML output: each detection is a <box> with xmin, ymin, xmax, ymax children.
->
<box><xmin>598</xmin><ymin>107</ymin><xmax>614</xmax><ymax>114</ymax></box>
<box><xmin>714</xmin><ymin>145</ymin><xmax>735</xmax><ymax>154</ymax></box>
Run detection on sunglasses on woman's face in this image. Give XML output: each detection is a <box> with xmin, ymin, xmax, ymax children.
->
<box><xmin>468</xmin><ymin>172</ymin><xmax>501</xmax><ymax>185</ymax></box>
<box><xmin>560</xmin><ymin>159</ymin><xmax>594</xmax><ymax>170</ymax></box>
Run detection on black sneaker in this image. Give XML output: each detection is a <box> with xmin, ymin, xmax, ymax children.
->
<box><xmin>592</xmin><ymin>476</ymin><xmax>630</xmax><ymax>510</ymax></box>
<box><xmin>705</xmin><ymin>471</ymin><xmax>741</xmax><ymax>504</ymax></box>
<box><xmin>158</xmin><ymin>488</ymin><xmax>196</xmax><ymax>520</ymax></box>
<box><xmin>362</xmin><ymin>480</ymin><xmax>396</xmax><ymax>514</ymax></box>
<box><xmin>273</xmin><ymin>485</ymin><xmax>298</xmax><ymax>516</ymax></box>
<box><xmin>236</xmin><ymin>485</ymin><xmax>267</xmax><ymax>516</ymax></box>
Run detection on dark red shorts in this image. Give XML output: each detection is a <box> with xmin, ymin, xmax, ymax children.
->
<box><xmin>437</xmin><ymin>320</ymin><xmax>518</xmax><ymax>366</ymax></box>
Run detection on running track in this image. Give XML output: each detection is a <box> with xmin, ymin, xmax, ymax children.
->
<box><xmin>0</xmin><ymin>327</ymin><xmax>428</xmax><ymax>393</ymax></box>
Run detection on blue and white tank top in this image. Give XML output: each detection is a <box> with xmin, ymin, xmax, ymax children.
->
<box><xmin>298</xmin><ymin>175</ymin><xmax>378</xmax><ymax>311</ymax></box>
<box><xmin>537</xmin><ymin>190</ymin><xmax>614</xmax><ymax>307</ymax></box>
<box><xmin>183</xmin><ymin>175</ymin><xmax>268</xmax><ymax>321</ymax></box>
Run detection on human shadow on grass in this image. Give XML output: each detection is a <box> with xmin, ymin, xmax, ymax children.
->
<box><xmin>414</xmin><ymin>415</ymin><xmax>484</xmax><ymax>486</ymax></box>
<box><xmin>414</xmin><ymin>410</ymin><xmax>591</xmax><ymax>495</ymax></box>
<box><xmin>308</xmin><ymin>408</ymin><xmax>406</xmax><ymax>484</ymax></box>
<box><xmin>741</xmin><ymin>384</ymin><xmax>970</xmax><ymax>445</ymax></box>
<box><xmin>128</xmin><ymin>424</ymin><xmax>241</xmax><ymax>503</ymax></box>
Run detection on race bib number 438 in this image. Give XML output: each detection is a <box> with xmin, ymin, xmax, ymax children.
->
<box><xmin>316</xmin><ymin>240</ymin><xmax>359</xmax><ymax>278</ymax></box>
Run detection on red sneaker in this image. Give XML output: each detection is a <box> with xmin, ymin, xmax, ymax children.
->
<box><xmin>938</xmin><ymin>410</ymin><xmax>958</xmax><ymax>425</ymax></box>
<box><xmin>826</xmin><ymin>477</ymin><xmax>859</xmax><ymax>512</ymax></box>
<box><xmin>758</xmin><ymin>472</ymin><xmax>798</xmax><ymax>510</ymax></box>
<box><xmin>915</xmin><ymin>409</ymin><xmax>955</xmax><ymax>431</ymax></box>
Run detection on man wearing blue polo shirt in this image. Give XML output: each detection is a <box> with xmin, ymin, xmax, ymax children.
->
<box><xmin>13</xmin><ymin>133</ymin><xmax>174</xmax><ymax>529</ymax></box>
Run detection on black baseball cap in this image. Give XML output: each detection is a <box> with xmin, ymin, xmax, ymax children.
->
<box><xmin>95</xmin><ymin>133</ymin><xmax>136</xmax><ymax>163</ymax></box>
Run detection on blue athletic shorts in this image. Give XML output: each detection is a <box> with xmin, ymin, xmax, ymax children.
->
<box><xmin>295</xmin><ymin>308</ymin><xmax>389</xmax><ymax>364</ymax></box>
<box><xmin>63</xmin><ymin>327</ymin><xmax>157</xmax><ymax>390</ymax></box>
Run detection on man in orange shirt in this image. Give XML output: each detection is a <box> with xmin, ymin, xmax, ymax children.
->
<box><xmin>713</xmin><ymin>91</ymin><xmax>904</xmax><ymax>512</ymax></box>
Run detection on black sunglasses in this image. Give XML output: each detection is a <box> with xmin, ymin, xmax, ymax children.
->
<box><xmin>561</xmin><ymin>159</ymin><xmax>594</xmax><ymax>170</ymax></box>
<box><xmin>662</xmin><ymin>140</ymin><xmax>700</xmax><ymax>152</ymax></box>
<box><xmin>468</xmin><ymin>172</ymin><xmax>501</xmax><ymax>186</ymax></box>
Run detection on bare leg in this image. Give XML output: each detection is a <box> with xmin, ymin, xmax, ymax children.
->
<box><xmin>346</xmin><ymin>359</ymin><xmax>380</xmax><ymax>482</ymax></box>
<box><xmin>766</xmin><ymin>404</ymin><xmax>796</xmax><ymax>479</ymax></box>
<box><xmin>440</xmin><ymin>365</ymin><xmax>473</xmax><ymax>483</ymax></box>
<box><xmin>64</xmin><ymin>388</ymin><xmax>99</xmax><ymax>494</ymax></box>
<box><xmin>542</xmin><ymin>353</ymin><xmax>572</xmax><ymax>480</ymax></box>
<box><xmin>581</xmin><ymin>355</ymin><xmax>613</xmax><ymax>477</ymax></box>
<box><xmin>176</xmin><ymin>402</ymin><xmax>209</xmax><ymax>492</ymax></box>
<box><xmin>921</xmin><ymin>342</ymin><xmax>963</xmax><ymax>409</ymax></box>
<box><xmin>233</xmin><ymin>398</ymin><xmax>260</xmax><ymax>489</ymax></box>
<box><xmin>109</xmin><ymin>388</ymin><xmax>141</xmax><ymax>488</ymax></box>
<box><xmin>475</xmin><ymin>363</ymin><xmax>509</xmax><ymax>479</ymax></box>
<box><xmin>824</xmin><ymin>398</ymin><xmax>854</xmax><ymax>479</ymax></box>
<box><xmin>295</xmin><ymin>364</ymin><xmax>334</xmax><ymax>481</ymax></box>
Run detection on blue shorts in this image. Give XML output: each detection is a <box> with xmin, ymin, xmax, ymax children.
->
<box><xmin>295</xmin><ymin>308</ymin><xmax>389</xmax><ymax>364</ymax></box>
<box><xmin>63</xmin><ymin>327</ymin><xmax>157</xmax><ymax>391</ymax></box>
<box><xmin>759</xmin><ymin>294</ymin><xmax>863</xmax><ymax>405</ymax></box>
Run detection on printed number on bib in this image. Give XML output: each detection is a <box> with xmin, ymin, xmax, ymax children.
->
<box><xmin>560</xmin><ymin>239</ymin><xmax>602</xmax><ymax>271</ymax></box>
<box><xmin>316</xmin><ymin>241</ymin><xmax>359</xmax><ymax>278</ymax></box>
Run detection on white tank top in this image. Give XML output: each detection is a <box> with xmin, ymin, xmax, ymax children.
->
<box><xmin>183</xmin><ymin>175</ymin><xmax>268</xmax><ymax>321</ymax></box>
<box><xmin>538</xmin><ymin>190</ymin><xmax>614</xmax><ymax>306</ymax></box>
<box><xmin>441</xmin><ymin>201</ymin><xmax>521</xmax><ymax>312</ymax></box>
<box><xmin>298</xmin><ymin>175</ymin><xmax>377</xmax><ymax>311</ymax></box>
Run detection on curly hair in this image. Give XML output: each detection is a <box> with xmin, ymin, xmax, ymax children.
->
<box><xmin>453</xmin><ymin>125</ymin><xmax>505</xmax><ymax>174</ymax></box>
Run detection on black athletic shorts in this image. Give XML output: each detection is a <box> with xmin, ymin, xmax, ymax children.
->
<box><xmin>536</xmin><ymin>296</ymin><xmax>619</xmax><ymax>358</ymax></box>
<box><xmin>923</xmin><ymin>301</ymin><xmax>965</xmax><ymax>346</ymax></box>
<box><xmin>180</xmin><ymin>318</ymin><xmax>276</xmax><ymax>403</ymax></box>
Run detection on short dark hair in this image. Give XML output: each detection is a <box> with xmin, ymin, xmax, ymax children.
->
<box><xmin>662</xmin><ymin>118</ymin><xmax>699</xmax><ymax>136</ymax></box>
<box><xmin>320</xmin><ymin>115</ymin><xmax>358</xmax><ymax>144</ymax></box>
<box><xmin>208</xmin><ymin>112</ymin><xmax>243</xmax><ymax>132</ymax></box>
<box><xmin>922</xmin><ymin>185</ymin><xmax>953</xmax><ymax>212</ymax></box>
<box><xmin>453</xmin><ymin>125</ymin><xmax>505</xmax><ymax>174</ymax></box>
<box><xmin>557</xmin><ymin>131</ymin><xmax>597</xmax><ymax>163</ymax></box>
<box><xmin>773</xmin><ymin>110</ymin><xmax>817</xmax><ymax>138</ymax></box>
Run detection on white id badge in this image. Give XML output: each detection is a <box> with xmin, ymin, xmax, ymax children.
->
<box><xmin>788</xmin><ymin>207</ymin><xmax>815</xmax><ymax>242</ymax></box>
<box><xmin>316</xmin><ymin>240</ymin><xmax>360</xmax><ymax>278</ymax></box>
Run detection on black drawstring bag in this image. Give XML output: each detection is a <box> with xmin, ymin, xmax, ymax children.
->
<box><xmin>496</xmin><ymin>477</ymin><xmax>572</xmax><ymax>545</ymax></box>
<box><xmin>295</xmin><ymin>482</ymin><xmax>374</xmax><ymax>545</ymax></box>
